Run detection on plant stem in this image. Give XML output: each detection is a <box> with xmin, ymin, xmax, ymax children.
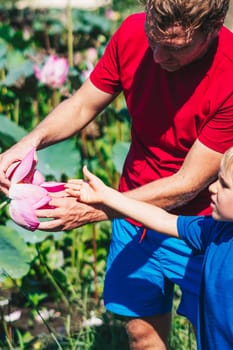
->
<box><xmin>92</xmin><ymin>224</ymin><xmax>98</xmax><ymax>303</ymax></box>
<box><xmin>8</xmin><ymin>274</ymin><xmax>64</xmax><ymax>350</ymax></box>
<box><xmin>32</xmin><ymin>98</ymin><xmax>40</xmax><ymax>127</ymax></box>
<box><xmin>91</xmin><ymin>138</ymin><xmax>114</xmax><ymax>184</ymax></box>
<box><xmin>71</xmin><ymin>229</ymin><xmax>80</xmax><ymax>286</ymax></box>
<box><xmin>36</xmin><ymin>245</ymin><xmax>70</xmax><ymax>310</ymax></box>
<box><xmin>0</xmin><ymin>198</ymin><xmax>11</xmax><ymax>209</ymax></box>
<box><xmin>51</xmin><ymin>89</ymin><xmax>60</xmax><ymax>108</ymax></box>
<box><xmin>13</xmin><ymin>98</ymin><xmax>19</xmax><ymax>125</ymax></box>
<box><xmin>1</xmin><ymin>317</ymin><xmax>14</xmax><ymax>349</ymax></box>
<box><xmin>66</xmin><ymin>1</ymin><xmax>74</xmax><ymax>67</ymax></box>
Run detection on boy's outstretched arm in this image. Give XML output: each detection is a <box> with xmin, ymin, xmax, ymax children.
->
<box><xmin>66</xmin><ymin>166</ymin><xmax>179</xmax><ymax>237</ymax></box>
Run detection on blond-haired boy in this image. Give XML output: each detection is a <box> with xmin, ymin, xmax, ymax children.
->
<box><xmin>66</xmin><ymin>147</ymin><xmax>233</xmax><ymax>350</ymax></box>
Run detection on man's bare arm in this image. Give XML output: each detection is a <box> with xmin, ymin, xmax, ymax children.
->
<box><xmin>36</xmin><ymin>139</ymin><xmax>222</xmax><ymax>231</ymax></box>
<box><xmin>124</xmin><ymin>140</ymin><xmax>222</xmax><ymax>210</ymax></box>
<box><xmin>0</xmin><ymin>79</ymin><xmax>116</xmax><ymax>192</ymax></box>
<box><xmin>31</xmin><ymin>79</ymin><xmax>116</xmax><ymax>149</ymax></box>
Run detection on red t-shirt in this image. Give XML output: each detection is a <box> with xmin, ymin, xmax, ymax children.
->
<box><xmin>90</xmin><ymin>13</ymin><xmax>233</xmax><ymax>216</ymax></box>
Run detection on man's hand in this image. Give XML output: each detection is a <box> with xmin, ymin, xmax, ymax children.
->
<box><xmin>0</xmin><ymin>142</ymin><xmax>35</xmax><ymax>195</ymax></box>
<box><xmin>35</xmin><ymin>195</ymin><xmax>110</xmax><ymax>231</ymax></box>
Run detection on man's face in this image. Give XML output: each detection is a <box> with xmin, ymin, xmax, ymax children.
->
<box><xmin>145</xmin><ymin>22</ymin><xmax>214</xmax><ymax>72</ymax></box>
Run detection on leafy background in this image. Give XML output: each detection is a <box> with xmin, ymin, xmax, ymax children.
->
<box><xmin>0</xmin><ymin>0</ymin><xmax>232</xmax><ymax>349</ymax></box>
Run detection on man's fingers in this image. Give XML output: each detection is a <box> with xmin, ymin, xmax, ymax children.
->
<box><xmin>49</xmin><ymin>190</ymin><xmax>68</xmax><ymax>198</ymax></box>
<box><xmin>37</xmin><ymin>219</ymin><xmax>63</xmax><ymax>231</ymax></box>
<box><xmin>0</xmin><ymin>172</ymin><xmax>11</xmax><ymax>188</ymax></box>
<box><xmin>0</xmin><ymin>183</ymin><xmax>10</xmax><ymax>196</ymax></box>
<box><xmin>35</xmin><ymin>208</ymin><xmax>57</xmax><ymax>218</ymax></box>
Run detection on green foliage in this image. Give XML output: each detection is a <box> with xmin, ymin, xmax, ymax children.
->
<box><xmin>112</xmin><ymin>141</ymin><xmax>130</xmax><ymax>173</ymax></box>
<box><xmin>0</xmin><ymin>114</ymin><xmax>27</xmax><ymax>151</ymax></box>
<box><xmin>112</xmin><ymin>0</ymin><xmax>143</xmax><ymax>12</ymax></box>
<box><xmin>0</xmin><ymin>225</ymin><xmax>31</xmax><ymax>279</ymax></box>
<box><xmin>6</xmin><ymin>219</ymin><xmax>63</xmax><ymax>244</ymax></box>
<box><xmin>38</xmin><ymin>139</ymin><xmax>81</xmax><ymax>180</ymax></box>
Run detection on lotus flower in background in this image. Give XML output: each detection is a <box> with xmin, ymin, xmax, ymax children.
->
<box><xmin>80</xmin><ymin>47</ymin><xmax>98</xmax><ymax>82</ymax></box>
<box><xmin>34</xmin><ymin>55</ymin><xmax>69</xmax><ymax>88</ymax></box>
<box><xmin>105</xmin><ymin>9</ymin><xmax>120</xmax><ymax>21</ymax></box>
<box><xmin>7</xmin><ymin>148</ymin><xmax>65</xmax><ymax>231</ymax></box>
<box><xmin>81</xmin><ymin>61</ymin><xmax>95</xmax><ymax>81</ymax></box>
<box><xmin>85</xmin><ymin>48</ymin><xmax>98</xmax><ymax>63</ymax></box>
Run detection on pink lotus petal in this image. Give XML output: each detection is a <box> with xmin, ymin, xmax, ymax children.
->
<box><xmin>10</xmin><ymin>148</ymin><xmax>37</xmax><ymax>184</ymax></box>
<box><xmin>32</xmin><ymin>194</ymin><xmax>51</xmax><ymax>209</ymax></box>
<box><xmin>41</xmin><ymin>182</ymin><xmax>67</xmax><ymax>198</ymax></box>
<box><xmin>39</xmin><ymin>203</ymin><xmax>56</xmax><ymax>209</ymax></box>
<box><xmin>41</xmin><ymin>182</ymin><xmax>65</xmax><ymax>192</ymax></box>
<box><xmin>86</xmin><ymin>48</ymin><xmax>98</xmax><ymax>63</ymax></box>
<box><xmin>31</xmin><ymin>170</ymin><xmax>45</xmax><ymax>185</ymax></box>
<box><xmin>9</xmin><ymin>200</ymin><xmax>40</xmax><ymax>231</ymax></box>
<box><xmin>33</xmin><ymin>64</ymin><xmax>42</xmax><ymax>81</ymax></box>
<box><xmin>9</xmin><ymin>183</ymin><xmax>48</xmax><ymax>206</ymax></box>
<box><xmin>6</xmin><ymin>161</ymin><xmax>21</xmax><ymax>180</ymax></box>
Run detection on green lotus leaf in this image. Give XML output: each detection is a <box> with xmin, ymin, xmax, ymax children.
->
<box><xmin>0</xmin><ymin>225</ymin><xmax>31</xmax><ymax>279</ymax></box>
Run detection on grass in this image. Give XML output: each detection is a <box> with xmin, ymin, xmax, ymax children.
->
<box><xmin>0</xmin><ymin>285</ymin><xmax>196</xmax><ymax>349</ymax></box>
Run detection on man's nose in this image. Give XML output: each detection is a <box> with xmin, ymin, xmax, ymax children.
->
<box><xmin>153</xmin><ymin>45</ymin><xmax>170</xmax><ymax>63</ymax></box>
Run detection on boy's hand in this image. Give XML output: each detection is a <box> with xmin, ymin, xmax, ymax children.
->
<box><xmin>65</xmin><ymin>165</ymin><xmax>106</xmax><ymax>203</ymax></box>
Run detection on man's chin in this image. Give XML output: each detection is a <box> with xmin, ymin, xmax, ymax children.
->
<box><xmin>160</xmin><ymin>64</ymin><xmax>180</xmax><ymax>72</ymax></box>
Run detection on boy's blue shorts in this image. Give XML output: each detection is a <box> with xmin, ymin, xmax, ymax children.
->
<box><xmin>104</xmin><ymin>218</ymin><xmax>203</xmax><ymax>327</ymax></box>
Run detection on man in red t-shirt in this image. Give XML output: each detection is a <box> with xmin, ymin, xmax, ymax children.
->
<box><xmin>0</xmin><ymin>1</ymin><xmax>232</xmax><ymax>349</ymax></box>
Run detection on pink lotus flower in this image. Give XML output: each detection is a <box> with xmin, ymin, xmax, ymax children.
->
<box><xmin>85</xmin><ymin>48</ymin><xmax>98</xmax><ymax>63</ymax></box>
<box><xmin>105</xmin><ymin>9</ymin><xmax>120</xmax><ymax>21</ymax></box>
<box><xmin>81</xmin><ymin>61</ymin><xmax>94</xmax><ymax>81</ymax></box>
<box><xmin>7</xmin><ymin>148</ymin><xmax>65</xmax><ymax>231</ymax></box>
<box><xmin>34</xmin><ymin>55</ymin><xmax>69</xmax><ymax>88</ymax></box>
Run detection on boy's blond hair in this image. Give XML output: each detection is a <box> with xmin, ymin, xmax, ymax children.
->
<box><xmin>221</xmin><ymin>147</ymin><xmax>233</xmax><ymax>178</ymax></box>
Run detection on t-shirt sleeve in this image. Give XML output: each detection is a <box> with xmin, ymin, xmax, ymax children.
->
<box><xmin>90</xmin><ymin>24</ymin><xmax>122</xmax><ymax>94</ymax></box>
<box><xmin>198</xmin><ymin>91</ymin><xmax>233</xmax><ymax>154</ymax></box>
<box><xmin>177</xmin><ymin>215</ymin><xmax>216</xmax><ymax>253</ymax></box>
